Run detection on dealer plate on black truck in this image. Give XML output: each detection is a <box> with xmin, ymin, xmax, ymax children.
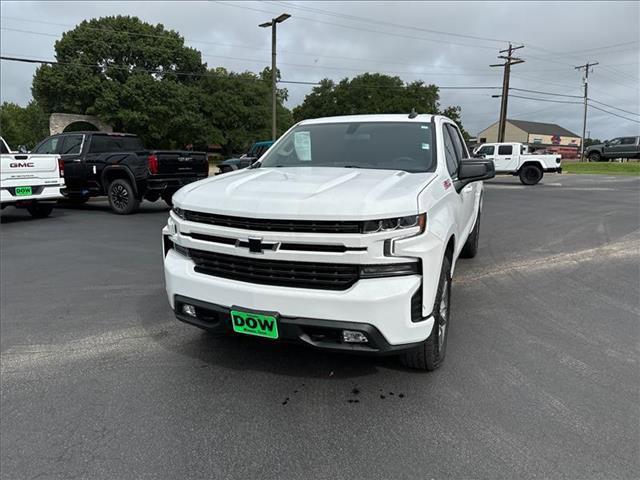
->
<box><xmin>230</xmin><ymin>308</ymin><xmax>279</xmax><ymax>339</ymax></box>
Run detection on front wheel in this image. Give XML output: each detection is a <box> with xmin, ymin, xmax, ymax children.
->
<box><xmin>588</xmin><ymin>152</ymin><xmax>602</xmax><ymax>162</ymax></box>
<box><xmin>27</xmin><ymin>203</ymin><xmax>54</xmax><ymax>218</ymax></box>
<box><xmin>519</xmin><ymin>164</ymin><xmax>543</xmax><ymax>185</ymax></box>
<box><xmin>107</xmin><ymin>179</ymin><xmax>139</xmax><ymax>215</ymax></box>
<box><xmin>400</xmin><ymin>256</ymin><xmax>451</xmax><ymax>371</ymax></box>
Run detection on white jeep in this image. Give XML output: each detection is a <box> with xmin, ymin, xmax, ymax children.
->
<box><xmin>163</xmin><ymin>114</ymin><xmax>494</xmax><ymax>370</ymax></box>
<box><xmin>473</xmin><ymin>142</ymin><xmax>562</xmax><ymax>185</ymax></box>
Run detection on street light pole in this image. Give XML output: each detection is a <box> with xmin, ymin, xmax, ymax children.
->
<box><xmin>259</xmin><ymin>13</ymin><xmax>291</xmax><ymax>141</ymax></box>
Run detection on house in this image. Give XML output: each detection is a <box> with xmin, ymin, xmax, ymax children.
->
<box><xmin>477</xmin><ymin>119</ymin><xmax>581</xmax><ymax>158</ymax></box>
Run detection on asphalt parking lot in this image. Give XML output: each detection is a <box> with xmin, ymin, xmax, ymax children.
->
<box><xmin>1</xmin><ymin>173</ymin><xmax>638</xmax><ymax>480</ymax></box>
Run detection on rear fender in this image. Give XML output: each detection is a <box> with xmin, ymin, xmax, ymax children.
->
<box><xmin>101</xmin><ymin>166</ymin><xmax>139</xmax><ymax>195</ymax></box>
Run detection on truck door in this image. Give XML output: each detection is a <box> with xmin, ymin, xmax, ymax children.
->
<box><xmin>443</xmin><ymin>123</ymin><xmax>477</xmax><ymax>241</ymax></box>
<box><xmin>57</xmin><ymin>134</ymin><xmax>85</xmax><ymax>190</ymax></box>
<box><xmin>615</xmin><ymin>137</ymin><xmax>637</xmax><ymax>158</ymax></box>
<box><xmin>493</xmin><ymin>144</ymin><xmax>518</xmax><ymax>172</ymax></box>
<box><xmin>602</xmin><ymin>138</ymin><xmax>621</xmax><ymax>158</ymax></box>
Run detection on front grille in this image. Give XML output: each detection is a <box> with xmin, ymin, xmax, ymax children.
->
<box><xmin>189</xmin><ymin>248</ymin><xmax>360</xmax><ymax>290</ymax></box>
<box><xmin>183</xmin><ymin>210</ymin><xmax>362</xmax><ymax>234</ymax></box>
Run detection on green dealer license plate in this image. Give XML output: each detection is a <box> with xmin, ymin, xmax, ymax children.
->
<box><xmin>230</xmin><ymin>308</ymin><xmax>279</xmax><ymax>339</ymax></box>
<box><xmin>15</xmin><ymin>186</ymin><xmax>32</xmax><ymax>196</ymax></box>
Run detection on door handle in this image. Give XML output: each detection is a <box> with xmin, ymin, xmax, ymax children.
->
<box><xmin>505</xmin><ymin>157</ymin><xmax>511</xmax><ymax>160</ymax></box>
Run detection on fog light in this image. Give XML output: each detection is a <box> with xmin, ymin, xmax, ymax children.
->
<box><xmin>342</xmin><ymin>330</ymin><xmax>368</xmax><ymax>343</ymax></box>
<box><xmin>182</xmin><ymin>304</ymin><xmax>197</xmax><ymax>317</ymax></box>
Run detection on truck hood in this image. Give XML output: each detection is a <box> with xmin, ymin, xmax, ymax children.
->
<box><xmin>174</xmin><ymin>167</ymin><xmax>436</xmax><ymax>220</ymax></box>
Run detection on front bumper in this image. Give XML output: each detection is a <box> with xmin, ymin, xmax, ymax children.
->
<box><xmin>164</xmin><ymin>249</ymin><xmax>434</xmax><ymax>349</ymax></box>
<box><xmin>544</xmin><ymin>166</ymin><xmax>562</xmax><ymax>173</ymax></box>
<box><xmin>173</xmin><ymin>294</ymin><xmax>423</xmax><ymax>354</ymax></box>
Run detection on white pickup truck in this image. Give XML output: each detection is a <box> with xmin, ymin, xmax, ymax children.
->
<box><xmin>163</xmin><ymin>114</ymin><xmax>495</xmax><ymax>371</ymax></box>
<box><xmin>0</xmin><ymin>136</ymin><xmax>65</xmax><ymax>218</ymax></box>
<box><xmin>473</xmin><ymin>142</ymin><xmax>561</xmax><ymax>185</ymax></box>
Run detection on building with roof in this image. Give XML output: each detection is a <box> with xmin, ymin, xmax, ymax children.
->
<box><xmin>477</xmin><ymin>119</ymin><xmax>581</xmax><ymax>157</ymax></box>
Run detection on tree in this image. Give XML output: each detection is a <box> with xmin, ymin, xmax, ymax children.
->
<box><xmin>198</xmin><ymin>67</ymin><xmax>292</xmax><ymax>155</ymax></box>
<box><xmin>292</xmin><ymin>73</ymin><xmax>467</xmax><ymax>137</ymax></box>
<box><xmin>0</xmin><ymin>101</ymin><xmax>49</xmax><ymax>149</ymax></box>
<box><xmin>584</xmin><ymin>137</ymin><xmax>602</xmax><ymax>148</ymax></box>
<box><xmin>32</xmin><ymin>16</ymin><xmax>209</xmax><ymax>148</ymax></box>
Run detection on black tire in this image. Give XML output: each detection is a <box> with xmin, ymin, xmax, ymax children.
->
<box><xmin>107</xmin><ymin>179</ymin><xmax>139</xmax><ymax>215</ymax></box>
<box><xmin>588</xmin><ymin>152</ymin><xmax>602</xmax><ymax>162</ymax></box>
<box><xmin>27</xmin><ymin>203</ymin><xmax>54</xmax><ymax>218</ymax></box>
<box><xmin>161</xmin><ymin>189</ymin><xmax>176</xmax><ymax>207</ymax></box>
<box><xmin>400</xmin><ymin>255</ymin><xmax>451</xmax><ymax>371</ymax></box>
<box><xmin>460</xmin><ymin>209</ymin><xmax>481</xmax><ymax>259</ymax></box>
<box><xmin>519</xmin><ymin>164</ymin><xmax>543</xmax><ymax>185</ymax></box>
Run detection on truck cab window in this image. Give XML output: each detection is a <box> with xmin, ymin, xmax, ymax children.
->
<box><xmin>32</xmin><ymin>137</ymin><xmax>60</xmax><ymax>154</ymax></box>
<box><xmin>498</xmin><ymin>145</ymin><xmax>513</xmax><ymax>155</ymax></box>
<box><xmin>442</xmin><ymin>125</ymin><xmax>460</xmax><ymax>178</ymax></box>
<box><xmin>60</xmin><ymin>135</ymin><xmax>84</xmax><ymax>155</ymax></box>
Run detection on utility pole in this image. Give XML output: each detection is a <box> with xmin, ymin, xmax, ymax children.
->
<box><xmin>259</xmin><ymin>13</ymin><xmax>291</xmax><ymax>141</ymax></box>
<box><xmin>575</xmin><ymin>62</ymin><xmax>598</xmax><ymax>161</ymax></box>
<box><xmin>490</xmin><ymin>43</ymin><xmax>525</xmax><ymax>142</ymax></box>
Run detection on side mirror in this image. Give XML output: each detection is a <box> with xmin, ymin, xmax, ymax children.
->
<box><xmin>604</xmin><ymin>141</ymin><xmax>609</xmax><ymax>146</ymax></box>
<box><xmin>455</xmin><ymin>159</ymin><xmax>495</xmax><ymax>192</ymax></box>
<box><xmin>473</xmin><ymin>153</ymin><xmax>486</xmax><ymax>159</ymax></box>
<box><xmin>17</xmin><ymin>145</ymin><xmax>29</xmax><ymax>153</ymax></box>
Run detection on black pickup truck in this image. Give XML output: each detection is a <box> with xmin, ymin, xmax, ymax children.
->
<box><xmin>31</xmin><ymin>132</ymin><xmax>208</xmax><ymax>214</ymax></box>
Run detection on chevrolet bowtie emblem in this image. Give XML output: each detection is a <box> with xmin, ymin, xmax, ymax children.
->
<box><xmin>236</xmin><ymin>237</ymin><xmax>278</xmax><ymax>254</ymax></box>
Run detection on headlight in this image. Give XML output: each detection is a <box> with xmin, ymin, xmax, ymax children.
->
<box><xmin>172</xmin><ymin>206</ymin><xmax>186</xmax><ymax>220</ymax></box>
<box><xmin>362</xmin><ymin>213</ymin><xmax>425</xmax><ymax>234</ymax></box>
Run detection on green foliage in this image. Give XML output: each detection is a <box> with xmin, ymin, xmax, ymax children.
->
<box><xmin>31</xmin><ymin>15</ymin><xmax>291</xmax><ymax>151</ymax></box>
<box><xmin>563</xmin><ymin>162</ymin><xmax>640</xmax><ymax>176</ymax></box>
<box><xmin>0</xmin><ymin>101</ymin><xmax>49</xmax><ymax>149</ymax></box>
<box><xmin>292</xmin><ymin>73</ymin><xmax>467</xmax><ymax>137</ymax></box>
<box><xmin>584</xmin><ymin>137</ymin><xmax>602</xmax><ymax>148</ymax></box>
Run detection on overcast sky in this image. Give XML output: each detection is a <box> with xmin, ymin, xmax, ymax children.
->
<box><xmin>1</xmin><ymin>0</ymin><xmax>638</xmax><ymax>139</ymax></box>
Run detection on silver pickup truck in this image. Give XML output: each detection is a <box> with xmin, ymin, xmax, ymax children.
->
<box><xmin>585</xmin><ymin>136</ymin><xmax>640</xmax><ymax>162</ymax></box>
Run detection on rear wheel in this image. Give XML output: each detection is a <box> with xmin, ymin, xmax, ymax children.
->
<box><xmin>519</xmin><ymin>164</ymin><xmax>543</xmax><ymax>185</ymax></box>
<box><xmin>400</xmin><ymin>256</ymin><xmax>451</xmax><ymax>371</ymax></box>
<box><xmin>107</xmin><ymin>179</ymin><xmax>139</xmax><ymax>215</ymax></box>
<box><xmin>27</xmin><ymin>203</ymin><xmax>54</xmax><ymax>218</ymax></box>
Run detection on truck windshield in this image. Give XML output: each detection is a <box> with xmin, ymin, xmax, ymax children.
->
<box><xmin>259</xmin><ymin>122</ymin><xmax>436</xmax><ymax>173</ymax></box>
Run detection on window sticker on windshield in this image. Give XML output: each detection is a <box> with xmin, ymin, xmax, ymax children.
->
<box><xmin>421</xmin><ymin>143</ymin><xmax>430</xmax><ymax>150</ymax></box>
<box><xmin>294</xmin><ymin>131</ymin><xmax>312</xmax><ymax>161</ymax></box>
<box><xmin>421</xmin><ymin>125</ymin><xmax>430</xmax><ymax>129</ymax></box>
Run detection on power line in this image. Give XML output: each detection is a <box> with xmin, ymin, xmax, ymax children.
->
<box><xmin>0</xmin><ymin>20</ymin><xmax>502</xmax><ymax>73</ymax></box>
<box><xmin>265</xmin><ymin>0</ymin><xmax>511</xmax><ymax>45</ymax></box>
<box><xmin>509</xmin><ymin>87</ymin><xmax>583</xmax><ymax>99</ymax></box>
<box><xmin>212</xmin><ymin>0</ymin><xmax>501</xmax><ymax>51</ymax></box>
<box><xmin>587</xmin><ymin>98</ymin><xmax>640</xmax><ymax>117</ymax></box>
<box><xmin>503</xmin><ymin>94</ymin><xmax>583</xmax><ymax>105</ymax></box>
<box><xmin>587</xmin><ymin>104</ymin><xmax>640</xmax><ymax>124</ymax></box>
<box><xmin>0</xmin><ymin>54</ymin><xmax>501</xmax><ymax>91</ymax></box>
